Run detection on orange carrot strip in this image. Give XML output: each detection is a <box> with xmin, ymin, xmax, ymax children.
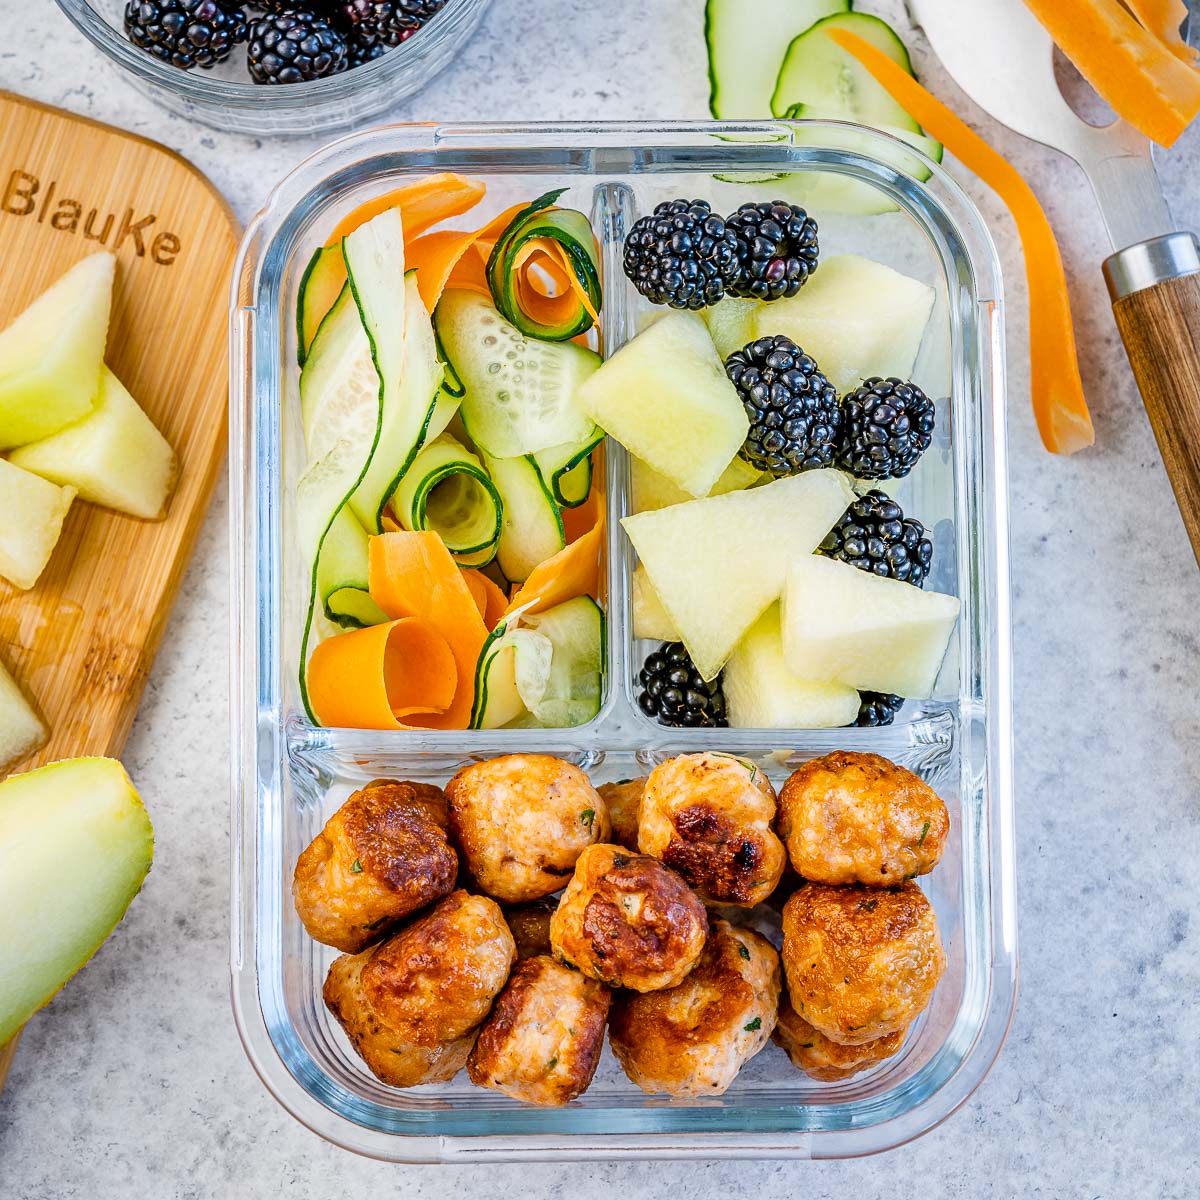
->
<box><xmin>505</xmin><ymin>512</ymin><xmax>605</xmax><ymax>617</ymax></box>
<box><xmin>324</xmin><ymin>173</ymin><xmax>488</xmax><ymax>247</ymax></box>
<box><xmin>369</xmin><ymin>532</ymin><xmax>489</xmax><ymax>729</ymax></box>
<box><xmin>1022</xmin><ymin>0</ymin><xmax>1200</xmax><ymax>147</ymax></box>
<box><xmin>562</xmin><ymin>482</ymin><xmax>601</xmax><ymax>546</ymax></box>
<box><xmin>460</xmin><ymin>568</ymin><xmax>489</xmax><ymax>621</ymax></box>
<box><xmin>461</xmin><ymin>569</ymin><xmax>509</xmax><ymax>630</ymax></box>
<box><xmin>406</xmin><ymin>203</ymin><xmax>527</xmax><ymax>312</ymax></box>
<box><xmin>825</xmin><ymin>27</ymin><xmax>1094</xmax><ymax>455</ymax></box>
<box><xmin>1127</xmin><ymin>0</ymin><xmax>1198</xmax><ymax>64</ymax></box>
<box><xmin>306</xmin><ymin>618</ymin><xmax>456</xmax><ymax>730</ymax></box>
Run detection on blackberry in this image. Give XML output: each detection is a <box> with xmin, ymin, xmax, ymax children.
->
<box><xmin>820</xmin><ymin>490</ymin><xmax>933</xmax><ymax>587</ymax></box>
<box><xmin>838</xmin><ymin>378</ymin><xmax>936</xmax><ymax>480</ymax></box>
<box><xmin>622</xmin><ymin>199</ymin><xmax>741</xmax><ymax>309</ymax></box>
<box><xmin>247</xmin><ymin>9</ymin><xmax>348</xmax><ymax>82</ymax></box>
<box><xmin>726</xmin><ymin>335</ymin><xmax>841</xmax><ymax>476</ymax></box>
<box><xmin>123</xmin><ymin>0</ymin><xmax>248</xmax><ymax>69</ymax></box>
<box><xmin>637</xmin><ymin>642</ymin><xmax>728</xmax><ymax>728</ymax></box>
<box><xmin>854</xmin><ymin>692</ymin><xmax>905</xmax><ymax>728</ymax></box>
<box><xmin>347</xmin><ymin>35</ymin><xmax>389</xmax><ymax>65</ymax></box>
<box><xmin>334</xmin><ymin>0</ymin><xmax>444</xmax><ymax>44</ymax></box>
<box><xmin>726</xmin><ymin>201</ymin><xmax>819</xmax><ymax>301</ymax></box>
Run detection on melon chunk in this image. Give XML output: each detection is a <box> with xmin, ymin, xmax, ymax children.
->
<box><xmin>0</xmin><ymin>459</ymin><xmax>75</xmax><ymax>590</ymax></box>
<box><xmin>0</xmin><ymin>253</ymin><xmax>114</xmax><ymax>450</ymax></box>
<box><xmin>621</xmin><ymin>469</ymin><xmax>854</xmax><ymax>680</ymax></box>
<box><xmin>630</xmin><ymin>452</ymin><xmax>762</xmax><ymax>514</ymax></box>
<box><xmin>781</xmin><ymin>555</ymin><xmax>960</xmax><ymax>697</ymax></box>
<box><xmin>10</xmin><ymin>367</ymin><xmax>177</xmax><ymax>520</ymax></box>
<box><xmin>0</xmin><ymin>660</ymin><xmax>47</xmax><ymax>771</ymax></box>
<box><xmin>0</xmin><ymin>757</ymin><xmax>153</xmax><ymax>1044</ymax></box>
<box><xmin>702</xmin><ymin>296</ymin><xmax>760</xmax><ymax>360</ymax></box>
<box><xmin>579</xmin><ymin>312</ymin><xmax>748</xmax><ymax>498</ymax></box>
<box><xmin>632</xmin><ymin>564</ymin><xmax>680</xmax><ymax>641</ymax></box>
<box><xmin>725</xmin><ymin>605</ymin><xmax>859</xmax><ymax>729</ymax></box>
<box><xmin>752</xmin><ymin>255</ymin><xmax>934</xmax><ymax>393</ymax></box>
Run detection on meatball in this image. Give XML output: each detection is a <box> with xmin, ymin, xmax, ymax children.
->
<box><xmin>639</xmin><ymin>752</ymin><xmax>786</xmax><ymax>907</ymax></box>
<box><xmin>776</xmin><ymin>752</ymin><xmax>949</xmax><ymax>886</ymax></box>
<box><xmin>293</xmin><ymin>778</ymin><xmax>458</xmax><ymax>953</ymax></box>
<box><xmin>446</xmin><ymin>755</ymin><xmax>610</xmax><ymax>903</ymax></box>
<box><xmin>467</xmin><ymin>956</ymin><xmax>611</xmax><ymax>1106</ymax></box>
<box><xmin>323</xmin><ymin>889</ymin><xmax>516</xmax><ymax>1086</ymax></box>
<box><xmin>597</xmin><ymin>777</ymin><xmax>646</xmax><ymax>851</ymax></box>
<box><xmin>781</xmin><ymin>882</ymin><xmax>945</xmax><ymax>1045</ymax></box>
<box><xmin>773</xmin><ymin>993</ymin><xmax>905</xmax><ymax>1081</ymax></box>
<box><xmin>609</xmin><ymin>920</ymin><xmax>779</xmax><ymax>1098</ymax></box>
<box><xmin>504</xmin><ymin>897</ymin><xmax>557</xmax><ymax>960</ymax></box>
<box><xmin>550</xmin><ymin>843</ymin><xmax>708</xmax><ymax>992</ymax></box>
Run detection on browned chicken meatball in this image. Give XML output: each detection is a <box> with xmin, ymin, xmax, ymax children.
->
<box><xmin>776</xmin><ymin>752</ymin><xmax>949</xmax><ymax>887</ymax></box>
<box><xmin>550</xmin><ymin>844</ymin><xmax>708</xmax><ymax>992</ymax></box>
<box><xmin>293</xmin><ymin>779</ymin><xmax>458</xmax><ymax>953</ymax></box>
<box><xmin>773</xmin><ymin>993</ymin><xmax>905</xmax><ymax>1081</ymax></box>
<box><xmin>323</xmin><ymin>889</ymin><xmax>516</xmax><ymax>1087</ymax></box>
<box><xmin>446</xmin><ymin>755</ymin><xmax>610</xmax><ymax>903</ymax></box>
<box><xmin>609</xmin><ymin>920</ymin><xmax>779</xmax><ymax>1098</ymax></box>
<box><xmin>781</xmin><ymin>882</ymin><xmax>945</xmax><ymax>1046</ymax></box>
<box><xmin>639</xmin><ymin>752</ymin><xmax>786</xmax><ymax>907</ymax></box>
<box><xmin>504</xmin><ymin>897</ymin><xmax>557</xmax><ymax>960</ymax></box>
<box><xmin>597</xmin><ymin>777</ymin><xmax>646</xmax><ymax>851</ymax></box>
<box><xmin>467</xmin><ymin>956</ymin><xmax>611</xmax><ymax>1106</ymax></box>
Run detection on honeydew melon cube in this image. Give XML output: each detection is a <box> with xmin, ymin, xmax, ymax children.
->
<box><xmin>632</xmin><ymin>564</ymin><xmax>680</xmax><ymax>641</ymax></box>
<box><xmin>10</xmin><ymin>367</ymin><xmax>177</xmax><ymax>521</ymax></box>
<box><xmin>0</xmin><ymin>459</ymin><xmax>75</xmax><ymax>590</ymax></box>
<box><xmin>781</xmin><ymin>555</ymin><xmax>960</xmax><ymax>697</ymax></box>
<box><xmin>752</xmin><ymin>254</ymin><xmax>934</xmax><ymax>393</ymax></box>
<box><xmin>0</xmin><ymin>253</ymin><xmax>115</xmax><ymax>450</ymax></box>
<box><xmin>724</xmin><ymin>604</ymin><xmax>860</xmax><ymax>729</ymax></box>
<box><xmin>579</xmin><ymin>312</ymin><xmax>748</xmax><ymax>498</ymax></box>
<box><xmin>630</xmin><ymin>452</ymin><xmax>762</xmax><ymax>514</ymax></box>
<box><xmin>0</xmin><ymin>757</ymin><xmax>154</xmax><ymax>1044</ymax></box>
<box><xmin>0</xmin><ymin>660</ymin><xmax>47</xmax><ymax>771</ymax></box>
<box><xmin>702</xmin><ymin>296</ymin><xmax>761</xmax><ymax>360</ymax></box>
<box><xmin>621</xmin><ymin>469</ymin><xmax>854</xmax><ymax>681</ymax></box>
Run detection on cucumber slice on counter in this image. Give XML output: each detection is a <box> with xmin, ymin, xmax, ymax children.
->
<box><xmin>436</xmin><ymin>289</ymin><xmax>600</xmax><ymax>458</ymax></box>
<box><xmin>706</xmin><ymin>0</ymin><xmax>849</xmax><ymax>119</ymax></box>
<box><xmin>296</xmin><ymin>244</ymin><xmax>347</xmax><ymax>366</ymax></box>
<box><xmin>482</xmin><ymin>451</ymin><xmax>566</xmax><ymax>584</ymax></box>
<box><xmin>344</xmin><ymin>236</ymin><xmax>443</xmax><ymax>532</ymax></box>
<box><xmin>485</xmin><ymin>189</ymin><xmax>602</xmax><ymax>342</ymax></box>
<box><xmin>771</xmin><ymin>12</ymin><xmax>920</xmax><ymax>125</ymax></box>
<box><xmin>533</xmin><ymin>426</ymin><xmax>604</xmax><ymax>509</ymax></box>
<box><xmin>392</xmin><ymin>433</ymin><xmax>503</xmax><ymax>561</ymax></box>
<box><xmin>470</xmin><ymin>597</ymin><xmax>604</xmax><ymax>730</ymax></box>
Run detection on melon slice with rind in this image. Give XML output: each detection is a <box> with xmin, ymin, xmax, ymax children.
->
<box><xmin>781</xmin><ymin>554</ymin><xmax>960</xmax><ymax>697</ymax></box>
<box><xmin>0</xmin><ymin>458</ymin><xmax>75</xmax><ymax>590</ymax></box>
<box><xmin>0</xmin><ymin>757</ymin><xmax>154</xmax><ymax>1044</ymax></box>
<box><xmin>10</xmin><ymin>367</ymin><xmax>177</xmax><ymax>520</ymax></box>
<box><xmin>621</xmin><ymin>469</ymin><xmax>854</xmax><ymax>681</ymax></box>
<box><xmin>0</xmin><ymin>253</ymin><xmax>114</xmax><ymax>450</ymax></box>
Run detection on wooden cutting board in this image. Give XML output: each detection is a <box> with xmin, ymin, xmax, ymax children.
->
<box><xmin>0</xmin><ymin>92</ymin><xmax>238</xmax><ymax>1093</ymax></box>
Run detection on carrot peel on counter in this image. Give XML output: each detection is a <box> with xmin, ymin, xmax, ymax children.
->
<box><xmin>1126</xmin><ymin>0</ymin><xmax>1199</xmax><ymax>65</ymax></box>
<box><xmin>324</xmin><ymin>173</ymin><xmax>488</xmax><ymax>247</ymax></box>
<box><xmin>305</xmin><ymin>618</ymin><xmax>457</xmax><ymax>729</ymax></box>
<box><xmin>1021</xmin><ymin>0</ymin><xmax>1200</xmax><ymax>147</ymax></box>
<box><xmin>369</xmin><ymin>531</ymin><xmax>489</xmax><ymax>729</ymax></box>
<box><xmin>824</xmin><ymin>27</ymin><xmax>1094</xmax><ymax>456</ymax></box>
<box><xmin>505</xmin><ymin>512</ymin><xmax>604</xmax><ymax>617</ymax></box>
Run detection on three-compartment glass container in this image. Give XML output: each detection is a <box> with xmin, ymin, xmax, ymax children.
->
<box><xmin>230</xmin><ymin>121</ymin><xmax>1016</xmax><ymax>1162</ymax></box>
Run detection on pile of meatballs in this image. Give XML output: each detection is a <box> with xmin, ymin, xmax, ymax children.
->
<box><xmin>292</xmin><ymin>749</ymin><xmax>950</xmax><ymax>1106</ymax></box>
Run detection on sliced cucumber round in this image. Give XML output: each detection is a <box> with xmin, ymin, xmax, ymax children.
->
<box><xmin>470</xmin><ymin>619</ymin><xmax>553</xmax><ymax>730</ymax></box>
<box><xmin>706</xmin><ymin>0</ymin><xmax>849</xmax><ymax>119</ymax></box>
<box><xmin>482</xmin><ymin>451</ymin><xmax>565</xmax><ymax>584</ymax></box>
<box><xmin>392</xmin><ymin>433</ymin><xmax>502</xmax><ymax>560</ymax></box>
<box><xmin>485</xmin><ymin>189</ymin><xmax>602</xmax><ymax>342</ymax></box>
<box><xmin>513</xmin><ymin>597</ymin><xmax>604</xmax><ymax>729</ymax></box>
<box><xmin>436</xmin><ymin>289</ymin><xmax>600</xmax><ymax>458</ymax></box>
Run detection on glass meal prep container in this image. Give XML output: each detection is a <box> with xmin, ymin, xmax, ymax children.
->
<box><xmin>230</xmin><ymin>121</ymin><xmax>1016</xmax><ymax>1162</ymax></box>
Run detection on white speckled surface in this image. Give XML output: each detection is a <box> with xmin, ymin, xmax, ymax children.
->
<box><xmin>2</xmin><ymin>0</ymin><xmax>1200</xmax><ymax>1193</ymax></box>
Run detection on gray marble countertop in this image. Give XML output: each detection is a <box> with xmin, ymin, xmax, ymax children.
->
<box><xmin>2</xmin><ymin>1</ymin><xmax>1199</xmax><ymax>1195</ymax></box>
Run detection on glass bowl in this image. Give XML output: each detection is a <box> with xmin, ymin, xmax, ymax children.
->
<box><xmin>230</xmin><ymin>120</ymin><xmax>1017</xmax><ymax>1161</ymax></box>
<box><xmin>53</xmin><ymin>0</ymin><xmax>493</xmax><ymax>136</ymax></box>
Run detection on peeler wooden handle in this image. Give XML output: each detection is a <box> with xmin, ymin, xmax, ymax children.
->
<box><xmin>1106</xmin><ymin>233</ymin><xmax>1200</xmax><ymax>568</ymax></box>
